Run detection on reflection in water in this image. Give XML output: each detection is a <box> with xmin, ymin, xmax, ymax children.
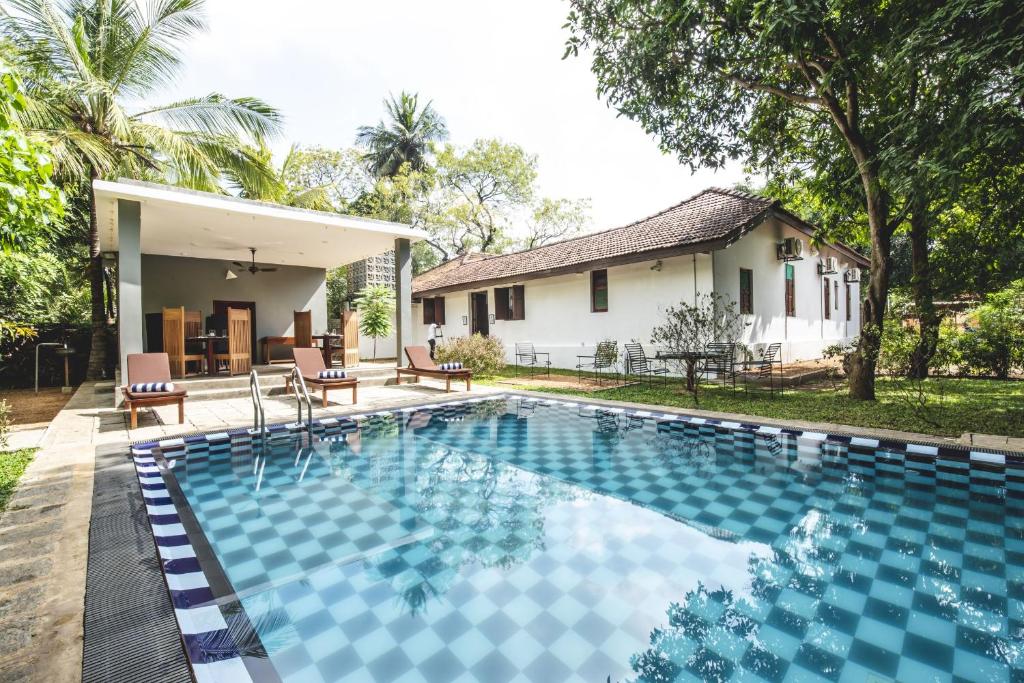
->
<box><xmin>171</xmin><ymin>399</ymin><xmax>1023</xmax><ymax>683</ymax></box>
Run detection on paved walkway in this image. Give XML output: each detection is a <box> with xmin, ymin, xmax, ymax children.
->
<box><xmin>0</xmin><ymin>378</ymin><xmax>497</xmax><ymax>682</ymax></box>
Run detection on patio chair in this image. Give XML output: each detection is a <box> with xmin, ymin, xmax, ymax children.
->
<box><xmin>396</xmin><ymin>345</ymin><xmax>472</xmax><ymax>393</ymax></box>
<box><xmin>703</xmin><ymin>342</ymin><xmax>738</xmax><ymax>391</ymax></box>
<box><xmin>162</xmin><ymin>306</ymin><xmax>204</xmax><ymax>377</ymax></box>
<box><xmin>121</xmin><ymin>353</ymin><xmax>187</xmax><ymax>429</ymax></box>
<box><xmin>514</xmin><ymin>342</ymin><xmax>551</xmax><ymax>377</ymax></box>
<box><xmin>743</xmin><ymin>342</ymin><xmax>784</xmax><ymax>397</ymax></box>
<box><xmin>214</xmin><ymin>307</ymin><xmax>252</xmax><ymax>376</ymax></box>
<box><xmin>285</xmin><ymin>347</ymin><xmax>358</xmax><ymax>406</ymax></box>
<box><xmin>294</xmin><ymin>310</ymin><xmax>313</xmax><ymax>349</ymax></box>
<box><xmin>624</xmin><ymin>342</ymin><xmax>668</xmax><ymax>385</ymax></box>
<box><xmin>576</xmin><ymin>341</ymin><xmax>619</xmax><ymax>385</ymax></box>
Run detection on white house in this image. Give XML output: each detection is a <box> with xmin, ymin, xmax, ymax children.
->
<box><xmin>410</xmin><ymin>188</ymin><xmax>869</xmax><ymax>368</ymax></box>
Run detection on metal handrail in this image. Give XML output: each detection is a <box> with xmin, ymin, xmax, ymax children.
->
<box><xmin>289</xmin><ymin>366</ymin><xmax>313</xmax><ymax>428</ymax></box>
<box><xmin>249</xmin><ymin>369</ymin><xmax>265</xmax><ymax>437</ymax></box>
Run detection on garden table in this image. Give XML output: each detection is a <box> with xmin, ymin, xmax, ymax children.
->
<box><xmin>655</xmin><ymin>350</ymin><xmax>721</xmax><ymax>391</ymax></box>
<box><xmin>187</xmin><ymin>335</ymin><xmax>227</xmax><ymax>376</ymax></box>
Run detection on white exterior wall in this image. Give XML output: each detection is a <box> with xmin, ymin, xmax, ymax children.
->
<box><xmin>412</xmin><ymin>253</ymin><xmax>713</xmax><ymax>369</ymax></box>
<box><xmin>712</xmin><ymin>219</ymin><xmax>861</xmax><ymax>361</ymax></box>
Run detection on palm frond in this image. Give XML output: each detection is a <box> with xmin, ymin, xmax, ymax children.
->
<box><xmin>133</xmin><ymin>93</ymin><xmax>283</xmax><ymax>141</ymax></box>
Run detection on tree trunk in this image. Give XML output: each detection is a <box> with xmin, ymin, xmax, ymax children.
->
<box><xmin>85</xmin><ymin>172</ymin><xmax>108</xmax><ymax>380</ymax></box>
<box><xmin>846</xmin><ymin>171</ymin><xmax>891</xmax><ymax>401</ymax></box>
<box><xmin>908</xmin><ymin>204</ymin><xmax>938</xmax><ymax>379</ymax></box>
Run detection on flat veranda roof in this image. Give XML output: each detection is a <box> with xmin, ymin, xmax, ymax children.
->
<box><xmin>94</xmin><ymin>178</ymin><xmax>426</xmax><ymax>269</ymax></box>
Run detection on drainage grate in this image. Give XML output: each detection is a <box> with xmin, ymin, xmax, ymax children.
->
<box><xmin>82</xmin><ymin>447</ymin><xmax>193</xmax><ymax>683</ymax></box>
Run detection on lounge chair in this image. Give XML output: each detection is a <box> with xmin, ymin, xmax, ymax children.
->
<box><xmin>121</xmin><ymin>353</ymin><xmax>187</xmax><ymax>429</ymax></box>
<box><xmin>396</xmin><ymin>345</ymin><xmax>472</xmax><ymax>392</ymax></box>
<box><xmin>285</xmin><ymin>347</ymin><xmax>358</xmax><ymax>406</ymax></box>
<box><xmin>743</xmin><ymin>342</ymin><xmax>784</xmax><ymax>397</ymax></box>
<box><xmin>576</xmin><ymin>340</ymin><xmax>619</xmax><ymax>385</ymax></box>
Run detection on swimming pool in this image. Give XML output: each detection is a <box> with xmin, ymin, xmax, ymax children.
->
<box><xmin>134</xmin><ymin>395</ymin><xmax>1023</xmax><ymax>682</ymax></box>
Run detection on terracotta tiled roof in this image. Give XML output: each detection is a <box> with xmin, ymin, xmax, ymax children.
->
<box><xmin>413</xmin><ymin>188</ymin><xmax>777</xmax><ymax>295</ymax></box>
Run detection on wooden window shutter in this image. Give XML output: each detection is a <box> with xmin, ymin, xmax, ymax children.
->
<box><xmin>784</xmin><ymin>264</ymin><xmax>795</xmax><ymax>317</ymax></box>
<box><xmin>423</xmin><ymin>298</ymin><xmax>434</xmax><ymax>325</ymax></box>
<box><xmin>512</xmin><ymin>285</ymin><xmax>525</xmax><ymax>320</ymax></box>
<box><xmin>435</xmin><ymin>297</ymin><xmax>446</xmax><ymax>325</ymax></box>
<box><xmin>739</xmin><ymin>269</ymin><xmax>753</xmax><ymax>314</ymax></box>
<box><xmin>494</xmin><ymin>287</ymin><xmax>509</xmax><ymax>320</ymax></box>
<box><xmin>824</xmin><ymin>279</ymin><xmax>831</xmax><ymax>319</ymax></box>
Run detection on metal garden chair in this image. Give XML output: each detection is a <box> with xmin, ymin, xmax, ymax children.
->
<box><xmin>576</xmin><ymin>341</ymin><xmax>619</xmax><ymax>385</ymax></box>
<box><xmin>702</xmin><ymin>342</ymin><xmax>739</xmax><ymax>391</ymax></box>
<box><xmin>624</xmin><ymin>342</ymin><xmax>669</xmax><ymax>385</ymax></box>
<box><xmin>514</xmin><ymin>341</ymin><xmax>551</xmax><ymax>377</ymax></box>
<box><xmin>743</xmin><ymin>342</ymin><xmax>784</xmax><ymax>397</ymax></box>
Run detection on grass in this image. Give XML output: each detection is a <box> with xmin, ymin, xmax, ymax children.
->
<box><xmin>480</xmin><ymin>369</ymin><xmax>1024</xmax><ymax>439</ymax></box>
<box><xmin>0</xmin><ymin>448</ymin><xmax>36</xmax><ymax>514</ymax></box>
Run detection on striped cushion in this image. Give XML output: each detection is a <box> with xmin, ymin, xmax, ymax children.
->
<box><xmin>438</xmin><ymin>362</ymin><xmax>463</xmax><ymax>370</ymax></box>
<box><xmin>129</xmin><ymin>382</ymin><xmax>174</xmax><ymax>393</ymax></box>
<box><xmin>317</xmin><ymin>370</ymin><xmax>347</xmax><ymax>379</ymax></box>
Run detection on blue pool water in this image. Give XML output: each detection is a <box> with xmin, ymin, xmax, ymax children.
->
<box><xmin>163</xmin><ymin>397</ymin><xmax>1023</xmax><ymax>682</ymax></box>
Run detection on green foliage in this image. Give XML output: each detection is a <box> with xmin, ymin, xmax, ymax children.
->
<box><xmin>0</xmin><ymin>447</ymin><xmax>35</xmax><ymax>512</ymax></box>
<box><xmin>958</xmin><ymin>280</ymin><xmax>1024</xmax><ymax>379</ymax></box>
<box><xmin>522</xmin><ymin>197</ymin><xmax>590</xmax><ymax>250</ymax></box>
<box><xmin>0</xmin><ymin>60</ymin><xmax>63</xmax><ymax>252</ymax></box>
<box><xmin>356</xmin><ymin>92</ymin><xmax>448</xmax><ymax>178</ymax></box>
<box><xmin>0</xmin><ymin>250</ymin><xmax>89</xmax><ymax>325</ymax></box>
<box><xmin>326</xmin><ymin>267</ymin><xmax>348</xmax><ymax>318</ymax></box>
<box><xmin>435</xmin><ymin>334</ymin><xmax>506</xmax><ymax>376</ymax></box>
<box><xmin>282</xmin><ymin>146</ymin><xmax>371</xmax><ymax>211</ymax></box>
<box><xmin>650</xmin><ymin>293</ymin><xmax>747</xmax><ymax>371</ymax></box>
<box><xmin>354</xmin><ymin>285</ymin><xmax>395</xmax><ymax>359</ymax></box>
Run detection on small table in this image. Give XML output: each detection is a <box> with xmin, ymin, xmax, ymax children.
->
<box><xmin>187</xmin><ymin>335</ymin><xmax>227</xmax><ymax>376</ymax></box>
<box><xmin>260</xmin><ymin>336</ymin><xmax>295</xmax><ymax>364</ymax></box>
<box><xmin>313</xmin><ymin>334</ymin><xmax>342</xmax><ymax>367</ymax></box>
<box><xmin>655</xmin><ymin>351</ymin><xmax>719</xmax><ymax>391</ymax></box>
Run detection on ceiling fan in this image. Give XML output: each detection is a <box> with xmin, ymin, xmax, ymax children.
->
<box><xmin>233</xmin><ymin>248</ymin><xmax>278</xmax><ymax>275</ymax></box>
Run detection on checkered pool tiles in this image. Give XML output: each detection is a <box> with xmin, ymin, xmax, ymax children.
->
<box><xmin>134</xmin><ymin>396</ymin><xmax>1024</xmax><ymax>682</ymax></box>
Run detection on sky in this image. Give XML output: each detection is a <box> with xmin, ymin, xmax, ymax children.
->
<box><xmin>166</xmin><ymin>0</ymin><xmax>750</xmax><ymax>232</ymax></box>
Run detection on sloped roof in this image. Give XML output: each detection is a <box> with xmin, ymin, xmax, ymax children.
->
<box><xmin>413</xmin><ymin>187</ymin><xmax>868</xmax><ymax>296</ymax></box>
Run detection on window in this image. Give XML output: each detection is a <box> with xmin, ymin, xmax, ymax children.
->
<box><xmin>591</xmin><ymin>270</ymin><xmax>608</xmax><ymax>312</ymax></box>
<box><xmin>824</xmin><ymin>279</ymin><xmax>831</xmax><ymax>320</ymax></box>
<box><xmin>834</xmin><ymin>281</ymin><xmax>839</xmax><ymax>310</ymax></box>
<box><xmin>784</xmin><ymin>264</ymin><xmax>795</xmax><ymax>317</ymax></box>
<box><xmin>845</xmin><ymin>283</ymin><xmax>852</xmax><ymax>321</ymax></box>
<box><xmin>421</xmin><ymin>297</ymin><xmax>445</xmax><ymax>325</ymax></box>
<box><xmin>494</xmin><ymin>285</ymin><xmax>525</xmax><ymax>321</ymax></box>
<box><xmin>739</xmin><ymin>268</ymin><xmax>753</xmax><ymax>314</ymax></box>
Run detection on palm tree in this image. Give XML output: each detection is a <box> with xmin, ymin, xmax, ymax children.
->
<box><xmin>1</xmin><ymin>0</ymin><xmax>282</xmax><ymax>380</ymax></box>
<box><xmin>356</xmin><ymin>91</ymin><xmax>447</xmax><ymax>178</ymax></box>
<box><xmin>229</xmin><ymin>143</ymin><xmax>335</xmax><ymax>211</ymax></box>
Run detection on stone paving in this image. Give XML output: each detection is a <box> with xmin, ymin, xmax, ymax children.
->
<box><xmin>0</xmin><ymin>377</ymin><xmax>497</xmax><ymax>683</ymax></box>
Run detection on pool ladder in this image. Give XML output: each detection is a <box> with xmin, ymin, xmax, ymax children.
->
<box><xmin>289</xmin><ymin>366</ymin><xmax>314</xmax><ymax>429</ymax></box>
<box><xmin>249</xmin><ymin>367</ymin><xmax>314</xmax><ymax>439</ymax></box>
<box><xmin>250</xmin><ymin>369</ymin><xmax>266</xmax><ymax>437</ymax></box>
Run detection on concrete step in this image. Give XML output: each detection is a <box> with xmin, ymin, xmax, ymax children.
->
<box><xmin>183</xmin><ymin>366</ymin><xmax>398</xmax><ymax>402</ymax></box>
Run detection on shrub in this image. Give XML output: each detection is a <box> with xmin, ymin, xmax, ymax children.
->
<box><xmin>0</xmin><ymin>399</ymin><xmax>11</xmax><ymax>450</ymax></box>
<box><xmin>436</xmin><ymin>334</ymin><xmax>506</xmax><ymax>376</ymax></box>
<box><xmin>958</xmin><ymin>283</ymin><xmax>1024</xmax><ymax>379</ymax></box>
<box><xmin>353</xmin><ymin>285</ymin><xmax>395</xmax><ymax>360</ymax></box>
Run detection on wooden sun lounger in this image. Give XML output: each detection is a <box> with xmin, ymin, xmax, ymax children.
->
<box><xmin>396</xmin><ymin>345</ymin><xmax>472</xmax><ymax>393</ymax></box>
<box><xmin>285</xmin><ymin>348</ymin><xmax>358</xmax><ymax>406</ymax></box>
<box><xmin>121</xmin><ymin>353</ymin><xmax>187</xmax><ymax>429</ymax></box>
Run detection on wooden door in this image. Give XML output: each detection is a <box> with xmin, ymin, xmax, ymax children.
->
<box><xmin>470</xmin><ymin>292</ymin><xmax>489</xmax><ymax>337</ymax></box>
<box><xmin>214</xmin><ymin>300</ymin><xmax>257</xmax><ymax>361</ymax></box>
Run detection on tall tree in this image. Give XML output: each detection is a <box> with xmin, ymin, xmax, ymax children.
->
<box><xmin>565</xmin><ymin>0</ymin><xmax>1024</xmax><ymax>399</ymax></box>
<box><xmin>356</xmin><ymin>91</ymin><xmax>447</xmax><ymax>178</ymax></box>
<box><xmin>3</xmin><ymin>0</ymin><xmax>282</xmax><ymax>379</ymax></box>
<box><xmin>521</xmin><ymin>197</ymin><xmax>590</xmax><ymax>249</ymax></box>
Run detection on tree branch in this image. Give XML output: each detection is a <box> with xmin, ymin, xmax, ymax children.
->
<box><xmin>720</xmin><ymin>70</ymin><xmax>824</xmax><ymax>106</ymax></box>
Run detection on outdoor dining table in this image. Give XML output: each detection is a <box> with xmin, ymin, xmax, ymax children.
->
<box><xmin>655</xmin><ymin>350</ymin><xmax>722</xmax><ymax>391</ymax></box>
<box><xmin>313</xmin><ymin>333</ymin><xmax>342</xmax><ymax>368</ymax></box>
<box><xmin>186</xmin><ymin>335</ymin><xmax>227</xmax><ymax>376</ymax></box>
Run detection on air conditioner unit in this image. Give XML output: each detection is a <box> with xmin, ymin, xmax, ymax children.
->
<box><xmin>817</xmin><ymin>256</ymin><xmax>839</xmax><ymax>274</ymax></box>
<box><xmin>776</xmin><ymin>237</ymin><xmax>804</xmax><ymax>261</ymax></box>
<box><xmin>845</xmin><ymin>267</ymin><xmax>862</xmax><ymax>282</ymax></box>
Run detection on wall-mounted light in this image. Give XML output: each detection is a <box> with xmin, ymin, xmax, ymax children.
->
<box><xmin>650</xmin><ymin>260</ymin><xmax>663</xmax><ymax>272</ymax></box>
<box><xmin>461</xmin><ymin>315</ymin><xmax>468</xmax><ymax>325</ymax></box>
<box><xmin>225</xmin><ymin>269</ymin><xmax>237</xmax><ymax>280</ymax></box>
<box><xmin>489</xmin><ymin>313</ymin><xmax>496</xmax><ymax>324</ymax></box>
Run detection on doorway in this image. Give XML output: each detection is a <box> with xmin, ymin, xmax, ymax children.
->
<box><xmin>213</xmin><ymin>300</ymin><xmax>257</xmax><ymax>361</ymax></box>
<box><xmin>470</xmin><ymin>292</ymin><xmax>489</xmax><ymax>336</ymax></box>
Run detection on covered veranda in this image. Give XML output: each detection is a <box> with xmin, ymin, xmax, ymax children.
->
<box><xmin>93</xmin><ymin>179</ymin><xmax>425</xmax><ymax>402</ymax></box>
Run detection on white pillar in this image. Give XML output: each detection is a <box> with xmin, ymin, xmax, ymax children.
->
<box><xmin>117</xmin><ymin>199</ymin><xmax>143</xmax><ymax>386</ymax></box>
<box><xmin>394</xmin><ymin>238</ymin><xmax>412</xmax><ymax>363</ymax></box>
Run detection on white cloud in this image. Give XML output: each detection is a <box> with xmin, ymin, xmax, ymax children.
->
<box><xmin>168</xmin><ymin>0</ymin><xmax>750</xmax><ymax>230</ymax></box>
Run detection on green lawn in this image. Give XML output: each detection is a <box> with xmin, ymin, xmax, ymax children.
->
<box><xmin>480</xmin><ymin>370</ymin><xmax>1024</xmax><ymax>439</ymax></box>
<box><xmin>0</xmin><ymin>448</ymin><xmax>36</xmax><ymax>514</ymax></box>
